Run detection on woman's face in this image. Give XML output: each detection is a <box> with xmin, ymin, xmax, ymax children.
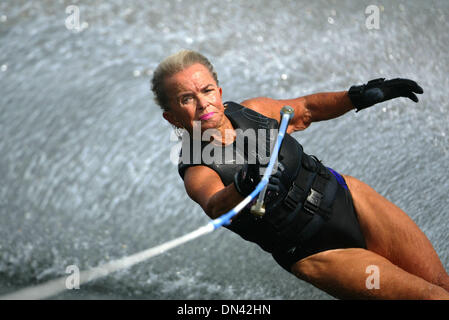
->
<box><xmin>162</xmin><ymin>63</ymin><xmax>225</xmax><ymax>134</ymax></box>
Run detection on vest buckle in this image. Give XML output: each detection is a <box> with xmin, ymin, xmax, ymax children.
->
<box><xmin>303</xmin><ymin>188</ymin><xmax>323</xmax><ymax>215</ymax></box>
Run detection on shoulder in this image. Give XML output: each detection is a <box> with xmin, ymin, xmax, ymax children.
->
<box><xmin>239</xmin><ymin>97</ymin><xmax>281</xmax><ymax>121</ymax></box>
<box><xmin>239</xmin><ymin>96</ymin><xmax>309</xmax><ymax>132</ymax></box>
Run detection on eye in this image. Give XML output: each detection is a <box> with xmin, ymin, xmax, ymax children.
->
<box><xmin>181</xmin><ymin>95</ymin><xmax>193</xmax><ymax>104</ymax></box>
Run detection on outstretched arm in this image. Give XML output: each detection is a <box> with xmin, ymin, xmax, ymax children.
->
<box><xmin>241</xmin><ymin>91</ymin><xmax>354</xmax><ymax>133</ymax></box>
<box><xmin>302</xmin><ymin>91</ymin><xmax>354</xmax><ymax>122</ymax></box>
<box><xmin>241</xmin><ymin>78</ymin><xmax>423</xmax><ymax>133</ymax></box>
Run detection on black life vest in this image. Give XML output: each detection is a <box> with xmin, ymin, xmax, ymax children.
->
<box><xmin>178</xmin><ymin>101</ymin><xmax>339</xmax><ymax>254</ymax></box>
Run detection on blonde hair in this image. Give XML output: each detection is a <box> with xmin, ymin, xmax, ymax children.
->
<box><xmin>151</xmin><ymin>50</ymin><xmax>219</xmax><ymax>112</ymax></box>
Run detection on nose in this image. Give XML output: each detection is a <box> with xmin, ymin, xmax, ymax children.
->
<box><xmin>196</xmin><ymin>94</ymin><xmax>209</xmax><ymax>110</ymax></box>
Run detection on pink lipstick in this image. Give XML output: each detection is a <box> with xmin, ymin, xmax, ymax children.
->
<box><xmin>199</xmin><ymin>112</ymin><xmax>215</xmax><ymax>120</ymax></box>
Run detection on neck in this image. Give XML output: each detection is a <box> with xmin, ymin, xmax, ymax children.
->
<box><xmin>187</xmin><ymin>116</ymin><xmax>236</xmax><ymax>145</ymax></box>
<box><xmin>209</xmin><ymin>116</ymin><xmax>236</xmax><ymax>146</ymax></box>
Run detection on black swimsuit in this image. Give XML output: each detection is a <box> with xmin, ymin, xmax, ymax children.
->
<box><xmin>178</xmin><ymin>102</ymin><xmax>366</xmax><ymax>272</ymax></box>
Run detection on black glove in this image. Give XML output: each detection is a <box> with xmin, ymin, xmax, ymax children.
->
<box><xmin>348</xmin><ymin>78</ymin><xmax>424</xmax><ymax>112</ymax></box>
<box><xmin>234</xmin><ymin>161</ymin><xmax>282</xmax><ymax>197</ymax></box>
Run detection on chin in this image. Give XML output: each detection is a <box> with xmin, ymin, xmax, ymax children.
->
<box><xmin>200</xmin><ymin>121</ymin><xmax>219</xmax><ymax>133</ymax></box>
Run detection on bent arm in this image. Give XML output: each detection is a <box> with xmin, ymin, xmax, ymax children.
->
<box><xmin>183</xmin><ymin>165</ymin><xmax>244</xmax><ymax>220</ymax></box>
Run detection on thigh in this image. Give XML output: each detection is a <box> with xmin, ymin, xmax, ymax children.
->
<box><xmin>291</xmin><ymin>248</ymin><xmax>449</xmax><ymax>300</ymax></box>
<box><xmin>342</xmin><ymin>175</ymin><xmax>448</xmax><ymax>286</ymax></box>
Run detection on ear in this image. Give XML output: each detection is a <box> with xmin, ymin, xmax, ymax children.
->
<box><xmin>163</xmin><ymin>111</ymin><xmax>181</xmax><ymax>128</ymax></box>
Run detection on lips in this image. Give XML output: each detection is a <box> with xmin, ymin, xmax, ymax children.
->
<box><xmin>199</xmin><ymin>112</ymin><xmax>215</xmax><ymax>121</ymax></box>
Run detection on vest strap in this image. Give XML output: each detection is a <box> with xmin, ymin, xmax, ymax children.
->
<box><xmin>264</xmin><ymin>154</ymin><xmax>338</xmax><ymax>247</ymax></box>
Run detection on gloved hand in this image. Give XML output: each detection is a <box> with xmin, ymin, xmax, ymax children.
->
<box><xmin>234</xmin><ymin>161</ymin><xmax>282</xmax><ymax>197</ymax></box>
<box><xmin>348</xmin><ymin>78</ymin><xmax>424</xmax><ymax>112</ymax></box>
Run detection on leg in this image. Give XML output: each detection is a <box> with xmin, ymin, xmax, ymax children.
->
<box><xmin>342</xmin><ymin>175</ymin><xmax>449</xmax><ymax>292</ymax></box>
<box><xmin>291</xmin><ymin>248</ymin><xmax>449</xmax><ymax>300</ymax></box>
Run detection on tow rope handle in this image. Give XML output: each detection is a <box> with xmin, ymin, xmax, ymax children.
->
<box><xmin>250</xmin><ymin>105</ymin><xmax>294</xmax><ymax>217</ymax></box>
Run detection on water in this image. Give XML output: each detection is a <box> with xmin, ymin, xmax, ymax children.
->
<box><xmin>0</xmin><ymin>0</ymin><xmax>448</xmax><ymax>300</ymax></box>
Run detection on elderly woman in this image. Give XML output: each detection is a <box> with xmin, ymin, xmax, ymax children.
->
<box><xmin>151</xmin><ymin>50</ymin><xmax>449</xmax><ymax>299</ymax></box>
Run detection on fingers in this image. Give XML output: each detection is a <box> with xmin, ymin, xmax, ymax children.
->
<box><xmin>386</xmin><ymin>78</ymin><xmax>423</xmax><ymax>103</ymax></box>
<box><xmin>412</xmin><ymin>83</ymin><xmax>424</xmax><ymax>94</ymax></box>
<box><xmin>398</xmin><ymin>81</ymin><xmax>421</xmax><ymax>102</ymax></box>
<box><xmin>269</xmin><ymin>176</ymin><xmax>280</xmax><ymax>185</ymax></box>
<box><xmin>401</xmin><ymin>79</ymin><xmax>424</xmax><ymax>94</ymax></box>
<box><xmin>271</xmin><ymin>169</ymin><xmax>282</xmax><ymax>178</ymax></box>
<box><xmin>389</xmin><ymin>78</ymin><xmax>424</xmax><ymax>94</ymax></box>
<box><xmin>267</xmin><ymin>181</ymin><xmax>280</xmax><ymax>192</ymax></box>
<box><xmin>267</xmin><ymin>185</ymin><xmax>280</xmax><ymax>192</ymax></box>
<box><xmin>267</xmin><ymin>172</ymin><xmax>281</xmax><ymax>192</ymax></box>
<box><xmin>405</xmin><ymin>91</ymin><xmax>419</xmax><ymax>103</ymax></box>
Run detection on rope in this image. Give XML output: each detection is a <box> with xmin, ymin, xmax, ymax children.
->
<box><xmin>0</xmin><ymin>108</ymin><xmax>293</xmax><ymax>300</ymax></box>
